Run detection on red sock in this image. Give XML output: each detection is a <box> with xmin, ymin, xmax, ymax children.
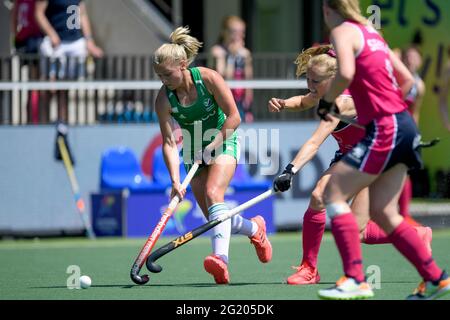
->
<box><xmin>301</xmin><ymin>207</ymin><xmax>326</xmax><ymax>268</ymax></box>
<box><xmin>331</xmin><ymin>213</ymin><xmax>365</xmax><ymax>283</ymax></box>
<box><xmin>362</xmin><ymin>221</ymin><xmax>390</xmax><ymax>244</ymax></box>
<box><xmin>398</xmin><ymin>177</ymin><xmax>412</xmax><ymax>219</ymax></box>
<box><xmin>388</xmin><ymin>221</ymin><xmax>442</xmax><ymax>282</ymax></box>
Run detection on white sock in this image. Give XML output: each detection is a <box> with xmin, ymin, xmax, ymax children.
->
<box><xmin>231</xmin><ymin>214</ymin><xmax>258</xmax><ymax>237</ymax></box>
<box><xmin>208</xmin><ymin>203</ymin><xmax>231</xmax><ymax>264</ymax></box>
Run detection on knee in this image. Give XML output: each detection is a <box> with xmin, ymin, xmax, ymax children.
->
<box><xmin>310</xmin><ymin>189</ymin><xmax>325</xmax><ymax>210</ymax></box>
<box><xmin>205</xmin><ymin>185</ymin><xmax>223</xmax><ymax>204</ymax></box>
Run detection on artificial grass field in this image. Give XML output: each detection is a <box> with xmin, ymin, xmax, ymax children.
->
<box><xmin>1</xmin><ymin>230</ymin><xmax>449</xmax><ymax>300</ymax></box>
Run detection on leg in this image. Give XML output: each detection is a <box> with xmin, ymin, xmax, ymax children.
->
<box><xmin>286</xmin><ymin>171</ymin><xmax>331</xmax><ymax>285</ymax></box>
<box><xmin>204</xmin><ymin>155</ymin><xmax>271</xmax><ymax>263</ymax></box>
<box><xmin>317</xmin><ymin>162</ymin><xmax>377</xmax><ymax>299</ymax></box>
<box><xmin>323</xmin><ymin>161</ymin><xmax>377</xmax><ymax>282</ymax></box>
<box><xmin>301</xmin><ymin>173</ymin><xmax>330</xmax><ymax>267</ymax></box>
<box><xmin>354</xmin><ymin>185</ymin><xmax>431</xmax><ymax>250</ymax></box>
<box><xmin>201</xmin><ymin>155</ymin><xmax>237</xmax><ymax>284</ymax></box>
<box><xmin>398</xmin><ymin>175</ymin><xmax>422</xmax><ymax>226</ymax></box>
<box><xmin>369</xmin><ymin>164</ymin><xmax>442</xmax><ymax>283</ymax></box>
<box><xmin>351</xmin><ymin>188</ymin><xmax>391</xmax><ymax>244</ymax></box>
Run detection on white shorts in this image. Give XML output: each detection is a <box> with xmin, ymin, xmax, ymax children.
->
<box><xmin>39</xmin><ymin>36</ymin><xmax>87</xmax><ymax>79</ymax></box>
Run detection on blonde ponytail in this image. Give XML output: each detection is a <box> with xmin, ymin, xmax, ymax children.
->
<box><xmin>325</xmin><ymin>0</ymin><xmax>368</xmax><ymax>25</ymax></box>
<box><xmin>154</xmin><ymin>26</ymin><xmax>203</xmax><ymax>65</ymax></box>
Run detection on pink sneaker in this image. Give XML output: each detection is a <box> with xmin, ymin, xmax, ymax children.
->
<box><xmin>204</xmin><ymin>255</ymin><xmax>230</xmax><ymax>284</ymax></box>
<box><xmin>287</xmin><ymin>263</ymin><xmax>321</xmax><ymax>285</ymax></box>
<box><xmin>249</xmin><ymin>216</ymin><xmax>273</xmax><ymax>263</ymax></box>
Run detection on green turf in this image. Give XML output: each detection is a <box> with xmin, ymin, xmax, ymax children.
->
<box><xmin>1</xmin><ymin>230</ymin><xmax>450</xmax><ymax>300</ymax></box>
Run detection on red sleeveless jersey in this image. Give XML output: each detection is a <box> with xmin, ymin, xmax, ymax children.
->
<box><xmin>15</xmin><ymin>0</ymin><xmax>42</xmax><ymax>42</ymax></box>
<box><xmin>331</xmin><ymin>90</ymin><xmax>365</xmax><ymax>153</ymax></box>
<box><xmin>345</xmin><ymin>21</ymin><xmax>407</xmax><ymax>125</ymax></box>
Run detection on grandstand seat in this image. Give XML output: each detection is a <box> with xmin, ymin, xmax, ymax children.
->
<box><xmin>100</xmin><ymin>146</ymin><xmax>163</xmax><ymax>192</ymax></box>
<box><xmin>151</xmin><ymin>146</ymin><xmax>187</xmax><ymax>188</ymax></box>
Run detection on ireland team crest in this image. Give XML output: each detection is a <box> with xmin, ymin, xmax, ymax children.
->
<box><xmin>203</xmin><ymin>98</ymin><xmax>214</xmax><ymax>111</ymax></box>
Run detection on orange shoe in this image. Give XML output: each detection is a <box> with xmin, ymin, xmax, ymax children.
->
<box><xmin>249</xmin><ymin>216</ymin><xmax>273</xmax><ymax>263</ymax></box>
<box><xmin>287</xmin><ymin>263</ymin><xmax>321</xmax><ymax>285</ymax></box>
<box><xmin>405</xmin><ymin>216</ymin><xmax>423</xmax><ymax>227</ymax></box>
<box><xmin>415</xmin><ymin>226</ymin><xmax>433</xmax><ymax>255</ymax></box>
<box><xmin>204</xmin><ymin>255</ymin><xmax>230</xmax><ymax>285</ymax></box>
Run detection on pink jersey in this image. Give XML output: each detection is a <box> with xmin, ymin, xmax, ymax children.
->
<box><xmin>345</xmin><ymin>21</ymin><xmax>407</xmax><ymax>125</ymax></box>
<box><xmin>15</xmin><ymin>0</ymin><xmax>42</xmax><ymax>42</ymax></box>
<box><xmin>331</xmin><ymin>90</ymin><xmax>365</xmax><ymax>153</ymax></box>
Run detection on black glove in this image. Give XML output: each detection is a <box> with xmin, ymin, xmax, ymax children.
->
<box><xmin>317</xmin><ymin>99</ymin><xmax>338</xmax><ymax>121</ymax></box>
<box><xmin>273</xmin><ymin>164</ymin><xmax>295</xmax><ymax>192</ymax></box>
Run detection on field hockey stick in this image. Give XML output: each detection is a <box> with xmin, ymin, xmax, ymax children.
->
<box><xmin>328</xmin><ymin>110</ymin><xmax>366</xmax><ymax>130</ymax></box>
<box><xmin>146</xmin><ymin>189</ymin><xmax>276</xmax><ymax>274</ymax></box>
<box><xmin>57</xmin><ymin>136</ymin><xmax>96</xmax><ymax>239</ymax></box>
<box><xmin>130</xmin><ymin>162</ymin><xmax>200</xmax><ymax>285</ymax></box>
<box><xmin>419</xmin><ymin>138</ymin><xmax>440</xmax><ymax>149</ymax></box>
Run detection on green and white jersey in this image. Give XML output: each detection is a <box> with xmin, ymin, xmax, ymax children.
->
<box><xmin>166</xmin><ymin>67</ymin><xmax>239</xmax><ymax>169</ymax></box>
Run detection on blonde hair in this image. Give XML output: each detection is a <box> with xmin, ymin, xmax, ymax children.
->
<box><xmin>154</xmin><ymin>26</ymin><xmax>203</xmax><ymax>66</ymax></box>
<box><xmin>218</xmin><ymin>16</ymin><xmax>246</xmax><ymax>44</ymax></box>
<box><xmin>294</xmin><ymin>44</ymin><xmax>337</xmax><ymax>78</ymax></box>
<box><xmin>325</xmin><ymin>0</ymin><xmax>368</xmax><ymax>25</ymax></box>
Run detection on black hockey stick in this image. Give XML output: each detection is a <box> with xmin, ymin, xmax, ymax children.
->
<box><xmin>146</xmin><ymin>189</ymin><xmax>275</xmax><ymax>274</ymax></box>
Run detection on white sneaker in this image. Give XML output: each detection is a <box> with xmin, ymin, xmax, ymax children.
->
<box><xmin>318</xmin><ymin>276</ymin><xmax>374</xmax><ymax>300</ymax></box>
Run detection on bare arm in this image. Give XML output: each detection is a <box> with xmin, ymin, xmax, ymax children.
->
<box><xmin>211</xmin><ymin>45</ymin><xmax>227</xmax><ymax>77</ymax></box>
<box><xmin>35</xmin><ymin>0</ymin><xmax>60</xmax><ymax>47</ymax></box>
<box><xmin>155</xmin><ymin>88</ymin><xmax>181</xmax><ymax>186</ymax></box>
<box><xmin>201</xmin><ymin>67</ymin><xmax>242</xmax><ymax>150</ymax></box>
<box><xmin>268</xmin><ymin>94</ymin><xmax>319</xmax><ymax>113</ymax></box>
<box><xmin>389</xmin><ymin>49</ymin><xmax>414</xmax><ymax>98</ymax></box>
<box><xmin>439</xmin><ymin>66</ymin><xmax>450</xmax><ymax>131</ymax></box>
<box><xmin>79</xmin><ymin>2</ymin><xmax>103</xmax><ymax>57</ymax></box>
<box><xmin>324</xmin><ymin>25</ymin><xmax>357</xmax><ymax>103</ymax></box>
<box><xmin>244</xmin><ymin>48</ymin><xmax>254</xmax><ymax>108</ymax></box>
<box><xmin>290</xmin><ymin>96</ymin><xmax>354</xmax><ymax>172</ymax></box>
<box><xmin>290</xmin><ymin>119</ymin><xmax>339</xmax><ymax>173</ymax></box>
<box><xmin>410</xmin><ymin>79</ymin><xmax>425</xmax><ymax>124</ymax></box>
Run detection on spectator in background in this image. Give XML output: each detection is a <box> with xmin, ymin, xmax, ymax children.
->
<box><xmin>402</xmin><ymin>46</ymin><xmax>426</xmax><ymax>124</ymax></box>
<box><xmin>11</xmin><ymin>0</ymin><xmax>43</xmax><ymax>124</ymax></box>
<box><xmin>12</xmin><ymin>0</ymin><xmax>43</xmax><ymax>55</ymax></box>
<box><xmin>35</xmin><ymin>0</ymin><xmax>103</xmax><ymax>123</ymax></box>
<box><xmin>439</xmin><ymin>49</ymin><xmax>450</xmax><ymax>132</ymax></box>
<box><xmin>210</xmin><ymin>16</ymin><xmax>254</xmax><ymax>123</ymax></box>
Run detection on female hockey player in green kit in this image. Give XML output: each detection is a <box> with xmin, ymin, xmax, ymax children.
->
<box><xmin>153</xmin><ymin>26</ymin><xmax>272</xmax><ymax>284</ymax></box>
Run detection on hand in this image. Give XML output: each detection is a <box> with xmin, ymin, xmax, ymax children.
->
<box><xmin>50</xmin><ymin>34</ymin><xmax>61</xmax><ymax>48</ymax></box>
<box><xmin>273</xmin><ymin>164</ymin><xmax>295</xmax><ymax>192</ymax></box>
<box><xmin>268</xmin><ymin>98</ymin><xmax>285</xmax><ymax>113</ymax></box>
<box><xmin>317</xmin><ymin>99</ymin><xmax>338</xmax><ymax>121</ymax></box>
<box><xmin>86</xmin><ymin>40</ymin><xmax>104</xmax><ymax>58</ymax></box>
<box><xmin>194</xmin><ymin>147</ymin><xmax>216</xmax><ymax>166</ymax></box>
<box><xmin>170</xmin><ymin>181</ymin><xmax>186</xmax><ymax>201</ymax></box>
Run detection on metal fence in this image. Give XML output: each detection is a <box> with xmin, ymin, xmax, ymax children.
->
<box><xmin>0</xmin><ymin>53</ymin><xmax>313</xmax><ymax>125</ymax></box>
